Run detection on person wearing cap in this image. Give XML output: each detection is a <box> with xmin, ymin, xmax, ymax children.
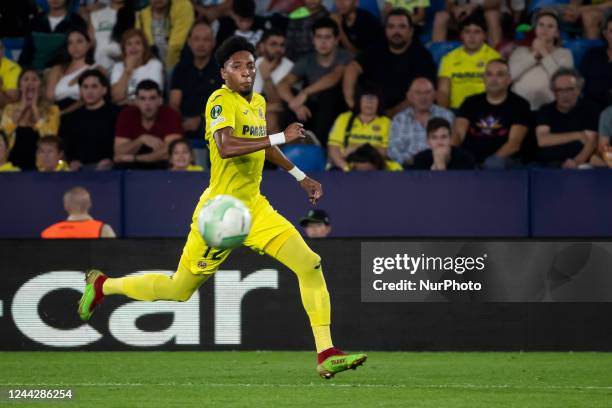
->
<box><xmin>437</xmin><ymin>11</ymin><xmax>501</xmax><ymax>110</ymax></box>
<box><xmin>300</xmin><ymin>209</ymin><xmax>332</xmax><ymax>238</ymax></box>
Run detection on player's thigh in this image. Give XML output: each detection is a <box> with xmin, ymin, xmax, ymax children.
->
<box><xmin>179</xmin><ymin>224</ymin><xmax>233</xmax><ymax>277</ymax></box>
<box><xmin>243</xmin><ymin>195</ymin><xmax>299</xmax><ymax>255</ymax></box>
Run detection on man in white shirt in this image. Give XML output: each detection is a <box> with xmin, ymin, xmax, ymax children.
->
<box><xmin>254</xmin><ymin>29</ymin><xmax>293</xmax><ymax>133</ymax></box>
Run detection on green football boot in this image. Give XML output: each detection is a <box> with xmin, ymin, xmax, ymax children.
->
<box><xmin>78</xmin><ymin>269</ymin><xmax>107</xmax><ymax>321</ymax></box>
<box><xmin>317</xmin><ymin>347</ymin><xmax>368</xmax><ymax>379</ymax></box>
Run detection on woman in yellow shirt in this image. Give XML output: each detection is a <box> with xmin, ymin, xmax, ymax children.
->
<box><xmin>0</xmin><ymin>130</ymin><xmax>20</xmax><ymax>172</ymax></box>
<box><xmin>168</xmin><ymin>138</ymin><xmax>203</xmax><ymax>171</ymax></box>
<box><xmin>1</xmin><ymin>69</ymin><xmax>60</xmax><ymax>170</ymax></box>
<box><xmin>327</xmin><ymin>84</ymin><xmax>394</xmax><ymax>171</ymax></box>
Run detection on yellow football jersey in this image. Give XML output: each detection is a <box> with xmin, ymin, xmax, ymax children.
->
<box><xmin>204</xmin><ymin>85</ymin><xmax>267</xmax><ymax>208</ymax></box>
<box><xmin>328</xmin><ymin>112</ymin><xmax>391</xmax><ymax>152</ymax></box>
<box><xmin>438</xmin><ymin>44</ymin><xmax>501</xmax><ymax>109</ymax></box>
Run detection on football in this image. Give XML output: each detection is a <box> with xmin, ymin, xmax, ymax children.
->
<box><xmin>197</xmin><ymin>195</ymin><xmax>252</xmax><ymax>249</ymax></box>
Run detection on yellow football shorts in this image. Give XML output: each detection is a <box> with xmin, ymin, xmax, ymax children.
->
<box><xmin>179</xmin><ymin>191</ymin><xmax>299</xmax><ymax>275</ymax></box>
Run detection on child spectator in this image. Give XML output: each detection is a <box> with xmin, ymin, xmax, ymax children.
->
<box><xmin>285</xmin><ymin>0</ymin><xmax>330</xmax><ymax>61</ymax></box>
<box><xmin>413</xmin><ymin>117</ymin><xmax>476</xmax><ymax>170</ymax></box>
<box><xmin>36</xmin><ymin>136</ymin><xmax>70</xmax><ymax>172</ymax></box>
<box><xmin>168</xmin><ymin>138</ymin><xmax>203</xmax><ymax>171</ymax></box>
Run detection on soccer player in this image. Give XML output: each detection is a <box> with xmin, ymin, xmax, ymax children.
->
<box><xmin>78</xmin><ymin>36</ymin><xmax>367</xmax><ymax>379</ymax></box>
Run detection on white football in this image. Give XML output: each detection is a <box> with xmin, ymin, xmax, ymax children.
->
<box><xmin>197</xmin><ymin>195</ymin><xmax>252</xmax><ymax>249</ymax></box>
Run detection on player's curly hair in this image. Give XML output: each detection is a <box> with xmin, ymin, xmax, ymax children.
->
<box><xmin>215</xmin><ymin>36</ymin><xmax>256</xmax><ymax>67</ymax></box>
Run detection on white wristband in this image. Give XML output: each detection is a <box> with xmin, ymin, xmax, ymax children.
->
<box><xmin>269</xmin><ymin>132</ymin><xmax>286</xmax><ymax>146</ymax></box>
<box><xmin>288</xmin><ymin>166</ymin><xmax>306</xmax><ymax>182</ymax></box>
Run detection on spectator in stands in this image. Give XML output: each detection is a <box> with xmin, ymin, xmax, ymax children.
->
<box><xmin>276</xmin><ymin>17</ymin><xmax>352</xmax><ymax>144</ymax></box>
<box><xmin>89</xmin><ymin>0</ymin><xmax>136</xmax><ymax>71</ymax></box>
<box><xmin>19</xmin><ymin>0</ymin><xmax>88</xmax><ymax>70</ymax></box>
<box><xmin>216</xmin><ymin>0</ymin><xmax>268</xmax><ymax>47</ymax></box>
<box><xmin>41</xmin><ymin>186</ymin><xmax>116</xmax><ymax>239</ymax></box>
<box><xmin>437</xmin><ymin>12</ymin><xmax>501</xmax><ymax>110</ymax></box>
<box><xmin>432</xmin><ymin>1</ymin><xmax>502</xmax><ymax>48</ymax></box>
<box><xmin>0</xmin><ymin>130</ymin><xmax>20</xmax><ymax>172</ymax></box>
<box><xmin>170</xmin><ymin>21</ymin><xmax>222</xmax><ymax>140</ymax></box>
<box><xmin>253</xmin><ymin>29</ymin><xmax>294</xmax><ymax>133</ymax></box>
<box><xmin>453</xmin><ymin>59</ymin><xmax>531</xmax><ymax>168</ymax></box>
<box><xmin>111</xmin><ymin>29</ymin><xmax>164</xmax><ymax>103</ymax></box>
<box><xmin>60</xmin><ymin>69</ymin><xmax>120</xmax><ymax>171</ymax></box>
<box><xmin>589</xmin><ymin>104</ymin><xmax>612</xmax><ymax>167</ymax></box>
<box><xmin>553</xmin><ymin>1</ymin><xmax>612</xmax><ymax>40</ymax></box>
<box><xmin>168</xmin><ymin>138</ymin><xmax>204</xmax><ymax>171</ymax></box>
<box><xmin>285</xmin><ymin>0</ymin><xmax>330</xmax><ymax>61</ymax></box>
<box><xmin>300</xmin><ymin>209</ymin><xmax>332</xmax><ymax>238</ymax></box>
<box><xmin>328</xmin><ymin>84</ymin><xmax>391</xmax><ymax>171</ymax></box>
<box><xmin>581</xmin><ymin>14</ymin><xmax>612</xmax><ymax>109</ymax></box>
<box><xmin>330</xmin><ymin>0</ymin><xmax>385</xmax><ymax>54</ymax></box>
<box><xmin>413</xmin><ymin>117</ymin><xmax>476</xmax><ymax>170</ymax></box>
<box><xmin>45</xmin><ymin>29</ymin><xmax>96</xmax><ymax>114</ymax></box>
<box><xmin>135</xmin><ymin>0</ymin><xmax>194</xmax><ymax>69</ymax></box>
<box><xmin>345</xmin><ymin>142</ymin><xmax>403</xmax><ymax>170</ymax></box>
<box><xmin>535</xmin><ymin>68</ymin><xmax>598</xmax><ymax>168</ymax></box>
<box><xmin>0</xmin><ymin>40</ymin><xmax>22</xmax><ymax>110</ymax></box>
<box><xmin>388</xmin><ymin>77</ymin><xmax>455</xmax><ymax>166</ymax></box>
<box><xmin>600</xmin><ymin>104</ymin><xmax>612</xmax><ymax>139</ymax></box>
<box><xmin>344</xmin><ymin>9</ymin><xmax>437</xmax><ymax>117</ymax></box>
<box><xmin>509</xmin><ymin>11</ymin><xmax>574</xmax><ymax>111</ymax></box>
<box><xmin>1</xmin><ymin>70</ymin><xmax>60</xmax><ymax>170</ymax></box>
<box><xmin>36</xmin><ymin>135</ymin><xmax>69</xmax><ymax>171</ymax></box>
<box><xmin>383</xmin><ymin>0</ymin><xmax>428</xmax><ymax>27</ymax></box>
<box><xmin>254</xmin><ymin>29</ymin><xmax>294</xmax><ymax>95</ymax></box>
<box><xmin>114</xmin><ymin>79</ymin><xmax>182</xmax><ymax>169</ymax></box>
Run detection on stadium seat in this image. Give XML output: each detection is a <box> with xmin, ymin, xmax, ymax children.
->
<box><xmin>3</xmin><ymin>37</ymin><xmax>25</xmax><ymax>62</ymax></box>
<box><xmin>528</xmin><ymin>0</ymin><xmax>569</xmax><ymax>14</ymax></box>
<box><xmin>280</xmin><ymin>144</ymin><xmax>327</xmax><ymax>172</ymax></box>
<box><xmin>426</xmin><ymin>41</ymin><xmax>461</xmax><ymax>67</ymax></box>
<box><xmin>563</xmin><ymin>39</ymin><xmax>605</xmax><ymax>67</ymax></box>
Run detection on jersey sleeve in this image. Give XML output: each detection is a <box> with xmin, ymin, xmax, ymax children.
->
<box><xmin>206</xmin><ymin>92</ymin><xmax>236</xmax><ymax>138</ymax></box>
<box><xmin>438</xmin><ymin>53</ymin><xmax>451</xmax><ymax>78</ymax></box>
<box><xmin>380</xmin><ymin>116</ymin><xmax>392</xmax><ymax>148</ymax></box>
<box><xmin>328</xmin><ymin>113</ymin><xmax>349</xmax><ymax>147</ymax></box>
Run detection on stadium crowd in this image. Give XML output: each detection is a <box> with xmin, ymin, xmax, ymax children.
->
<box><xmin>0</xmin><ymin>0</ymin><xmax>611</xmax><ymax>173</ymax></box>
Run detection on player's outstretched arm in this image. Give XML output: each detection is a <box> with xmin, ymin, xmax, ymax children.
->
<box><xmin>213</xmin><ymin>123</ymin><xmax>305</xmax><ymax>159</ymax></box>
<box><xmin>265</xmin><ymin>144</ymin><xmax>323</xmax><ymax>205</ymax></box>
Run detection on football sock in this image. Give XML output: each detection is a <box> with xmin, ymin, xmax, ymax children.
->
<box><xmin>102</xmin><ymin>262</ymin><xmax>207</xmax><ymax>301</ymax></box>
<box><xmin>269</xmin><ymin>232</ymin><xmax>333</xmax><ymax>351</ymax></box>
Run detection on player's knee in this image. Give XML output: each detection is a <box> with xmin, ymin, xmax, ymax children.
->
<box><xmin>174</xmin><ymin>290</ymin><xmax>194</xmax><ymax>302</ymax></box>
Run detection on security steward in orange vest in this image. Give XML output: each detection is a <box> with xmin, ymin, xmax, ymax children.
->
<box><xmin>41</xmin><ymin>186</ymin><xmax>116</xmax><ymax>239</ymax></box>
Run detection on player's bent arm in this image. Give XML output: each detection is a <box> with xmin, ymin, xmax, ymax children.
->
<box><xmin>342</xmin><ymin>61</ymin><xmax>362</xmax><ymax>109</ymax></box>
<box><xmin>265</xmin><ymin>146</ymin><xmax>295</xmax><ymax>171</ymax></box>
<box><xmin>494</xmin><ymin>124</ymin><xmax>528</xmax><ymax>158</ymax></box>
<box><xmin>114</xmin><ymin>136</ymin><xmax>143</xmax><ymax>156</ymax></box>
<box><xmin>536</xmin><ymin>125</ymin><xmax>585</xmax><ymax>147</ymax></box>
<box><xmin>436</xmin><ymin>77</ymin><xmax>451</xmax><ymax>108</ymax></box>
<box><xmin>277</xmin><ymin>73</ymin><xmax>299</xmax><ymax>104</ymax></box>
<box><xmin>214</xmin><ymin>127</ymin><xmax>274</xmax><ymax>158</ymax></box>
<box><xmin>452</xmin><ymin>117</ymin><xmax>470</xmax><ymax>146</ymax></box>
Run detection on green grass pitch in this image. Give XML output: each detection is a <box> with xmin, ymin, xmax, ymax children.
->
<box><xmin>0</xmin><ymin>352</ymin><xmax>611</xmax><ymax>407</ymax></box>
